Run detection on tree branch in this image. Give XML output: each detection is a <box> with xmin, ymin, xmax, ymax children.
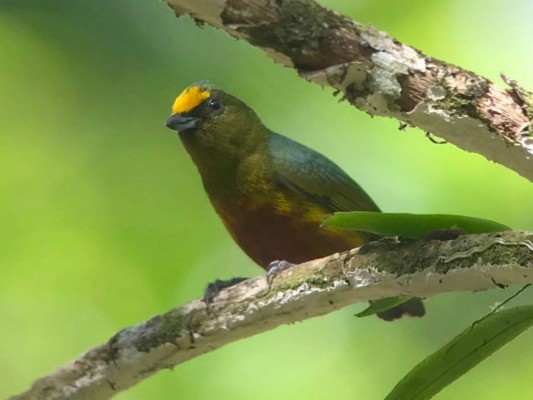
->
<box><xmin>166</xmin><ymin>0</ymin><xmax>533</xmax><ymax>182</ymax></box>
<box><xmin>11</xmin><ymin>231</ymin><xmax>533</xmax><ymax>400</ymax></box>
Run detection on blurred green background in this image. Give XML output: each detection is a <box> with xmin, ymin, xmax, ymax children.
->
<box><xmin>2</xmin><ymin>0</ymin><xmax>533</xmax><ymax>399</ymax></box>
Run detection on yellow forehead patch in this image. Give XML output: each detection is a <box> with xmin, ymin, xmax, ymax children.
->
<box><xmin>172</xmin><ymin>86</ymin><xmax>210</xmax><ymax>114</ymax></box>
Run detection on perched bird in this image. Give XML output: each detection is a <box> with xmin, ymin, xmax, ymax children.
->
<box><xmin>165</xmin><ymin>83</ymin><xmax>424</xmax><ymax>321</ymax></box>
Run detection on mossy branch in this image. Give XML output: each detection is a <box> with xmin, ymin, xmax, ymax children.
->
<box><xmin>11</xmin><ymin>231</ymin><xmax>533</xmax><ymax>400</ymax></box>
<box><xmin>166</xmin><ymin>0</ymin><xmax>533</xmax><ymax>182</ymax></box>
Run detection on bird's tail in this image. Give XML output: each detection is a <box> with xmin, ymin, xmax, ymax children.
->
<box><xmin>377</xmin><ymin>297</ymin><xmax>425</xmax><ymax>321</ymax></box>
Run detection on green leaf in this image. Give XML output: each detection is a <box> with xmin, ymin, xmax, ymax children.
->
<box><xmin>356</xmin><ymin>296</ymin><xmax>414</xmax><ymax>317</ymax></box>
<box><xmin>322</xmin><ymin>212</ymin><xmax>511</xmax><ymax>239</ymax></box>
<box><xmin>385</xmin><ymin>306</ymin><xmax>533</xmax><ymax>400</ymax></box>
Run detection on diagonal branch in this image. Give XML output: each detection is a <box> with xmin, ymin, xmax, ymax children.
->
<box><xmin>166</xmin><ymin>0</ymin><xmax>533</xmax><ymax>182</ymax></box>
<box><xmin>11</xmin><ymin>231</ymin><xmax>533</xmax><ymax>400</ymax></box>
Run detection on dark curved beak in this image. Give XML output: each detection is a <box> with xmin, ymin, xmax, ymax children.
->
<box><xmin>165</xmin><ymin>113</ymin><xmax>200</xmax><ymax>132</ymax></box>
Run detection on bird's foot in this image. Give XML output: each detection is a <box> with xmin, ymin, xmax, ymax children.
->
<box><xmin>266</xmin><ymin>260</ymin><xmax>295</xmax><ymax>285</ymax></box>
<box><xmin>203</xmin><ymin>277</ymin><xmax>248</xmax><ymax>303</ymax></box>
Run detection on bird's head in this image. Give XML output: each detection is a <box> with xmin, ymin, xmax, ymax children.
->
<box><xmin>165</xmin><ymin>82</ymin><xmax>268</xmax><ymax>185</ymax></box>
<box><xmin>165</xmin><ymin>82</ymin><xmax>263</xmax><ymax>149</ymax></box>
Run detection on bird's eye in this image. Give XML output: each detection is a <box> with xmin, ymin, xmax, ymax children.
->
<box><xmin>207</xmin><ymin>97</ymin><xmax>223</xmax><ymax>113</ymax></box>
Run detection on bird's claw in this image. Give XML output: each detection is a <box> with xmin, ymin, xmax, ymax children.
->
<box><xmin>203</xmin><ymin>277</ymin><xmax>248</xmax><ymax>303</ymax></box>
<box><xmin>266</xmin><ymin>260</ymin><xmax>295</xmax><ymax>286</ymax></box>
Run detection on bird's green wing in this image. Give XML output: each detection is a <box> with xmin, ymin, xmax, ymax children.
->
<box><xmin>268</xmin><ymin>133</ymin><xmax>380</xmax><ymax>213</ymax></box>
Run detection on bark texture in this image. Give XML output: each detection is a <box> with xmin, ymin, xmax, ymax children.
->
<box><xmin>11</xmin><ymin>231</ymin><xmax>533</xmax><ymax>400</ymax></box>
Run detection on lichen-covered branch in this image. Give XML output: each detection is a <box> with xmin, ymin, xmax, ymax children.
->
<box><xmin>166</xmin><ymin>0</ymin><xmax>533</xmax><ymax>182</ymax></box>
<box><xmin>11</xmin><ymin>231</ymin><xmax>533</xmax><ymax>400</ymax></box>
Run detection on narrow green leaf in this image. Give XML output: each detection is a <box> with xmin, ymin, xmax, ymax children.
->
<box><xmin>386</xmin><ymin>306</ymin><xmax>533</xmax><ymax>400</ymax></box>
<box><xmin>356</xmin><ymin>296</ymin><xmax>414</xmax><ymax>317</ymax></box>
<box><xmin>322</xmin><ymin>212</ymin><xmax>511</xmax><ymax>239</ymax></box>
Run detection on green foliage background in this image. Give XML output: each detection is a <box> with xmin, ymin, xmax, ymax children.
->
<box><xmin>1</xmin><ymin>1</ymin><xmax>533</xmax><ymax>399</ymax></box>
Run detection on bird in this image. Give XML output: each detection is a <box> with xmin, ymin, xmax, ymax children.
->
<box><xmin>165</xmin><ymin>82</ymin><xmax>424</xmax><ymax>321</ymax></box>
